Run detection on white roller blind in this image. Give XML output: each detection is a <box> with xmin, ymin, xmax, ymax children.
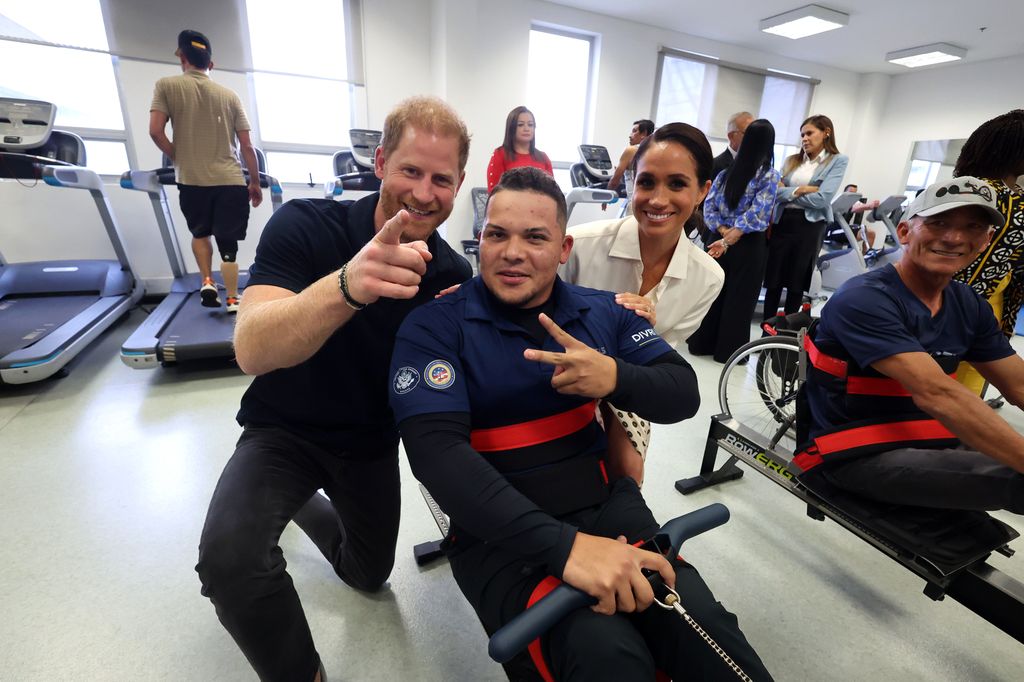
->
<box><xmin>654</xmin><ymin>50</ymin><xmax>815</xmax><ymax>145</ymax></box>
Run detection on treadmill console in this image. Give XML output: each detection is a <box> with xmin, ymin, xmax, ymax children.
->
<box><xmin>350</xmin><ymin>129</ymin><xmax>382</xmax><ymax>170</ymax></box>
<box><xmin>578</xmin><ymin>145</ymin><xmax>613</xmax><ymax>178</ymax></box>
<box><xmin>0</xmin><ymin>98</ymin><xmax>56</xmax><ymax>150</ymax></box>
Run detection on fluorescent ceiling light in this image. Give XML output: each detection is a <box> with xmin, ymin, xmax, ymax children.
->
<box><xmin>760</xmin><ymin>4</ymin><xmax>848</xmax><ymax>39</ymax></box>
<box><xmin>886</xmin><ymin>43</ymin><xmax>966</xmax><ymax>68</ymax></box>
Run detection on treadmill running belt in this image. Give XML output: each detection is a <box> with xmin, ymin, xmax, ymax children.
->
<box><xmin>0</xmin><ymin>295</ymin><xmax>98</xmax><ymax>355</ymax></box>
<box><xmin>157</xmin><ymin>291</ymin><xmax>238</xmax><ymax>363</ymax></box>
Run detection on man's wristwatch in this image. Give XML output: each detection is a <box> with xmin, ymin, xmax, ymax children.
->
<box><xmin>338</xmin><ymin>262</ymin><xmax>367</xmax><ymax>311</ymax></box>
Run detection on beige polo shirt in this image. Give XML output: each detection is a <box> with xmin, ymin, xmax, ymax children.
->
<box><xmin>151</xmin><ymin>70</ymin><xmax>251</xmax><ymax>186</ymax></box>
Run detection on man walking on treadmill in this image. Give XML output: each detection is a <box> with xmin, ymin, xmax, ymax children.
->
<box><xmin>196</xmin><ymin>96</ymin><xmax>472</xmax><ymax>681</ymax></box>
<box><xmin>149</xmin><ymin>29</ymin><xmax>262</xmax><ymax>313</ymax></box>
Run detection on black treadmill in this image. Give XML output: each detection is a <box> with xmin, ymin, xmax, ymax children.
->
<box><xmin>0</xmin><ymin>98</ymin><xmax>142</xmax><ymax>384</ymax></box>
<box><xmin>326</xmin><ymin>128</ymin><xmax>382</xmax><ymax>198</ymax></box>
<box><xmin>118</xmin><ymin>151</ymin><xmax>282</xmax><ymax>368</ymax></box>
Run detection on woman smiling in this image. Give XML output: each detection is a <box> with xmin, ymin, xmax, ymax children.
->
<box><xmin>561</xmin><ymin>122</ymin><xmax>724</xmax><ymax>483</ymax></box>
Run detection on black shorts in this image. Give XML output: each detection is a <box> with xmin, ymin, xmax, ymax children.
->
<box><xmin>178</xmin><ymin>184</ymin><xmax>250</xmax><ymax>241</ymax></box>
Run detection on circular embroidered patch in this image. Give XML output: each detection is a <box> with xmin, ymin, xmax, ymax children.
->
<box><xmin>425</xmin><ymin>360</ymin><xmax>455</xmax><ymax>389</ymax></box>
<box><xmin>393</xmin><ymin>366</ymin><xmax>420</xmax><ymax>394</ymax></box>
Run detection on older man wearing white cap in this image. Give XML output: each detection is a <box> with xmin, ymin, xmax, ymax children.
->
<box><xmin>794</xmin><ymin>176</ymin><xmax>1024</xmax><ymax>512</ymax></box>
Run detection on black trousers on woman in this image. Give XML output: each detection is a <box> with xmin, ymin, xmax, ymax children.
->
<box><xmin>762</xmin><ymin>208</ymin><xmax>826</xmax><ymax>320</ymax></box>
<box><xmin>688</xmin><ymin>230</ymin><xmax>768</xmax><ymax>362</ymax></box>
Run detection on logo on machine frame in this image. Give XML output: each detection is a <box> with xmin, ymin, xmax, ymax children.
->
<box><xmin>425</xmin><ymin>360</ymin><xmax>455</xmax><ymax>390</ymax></box>
<box><xmin>393</xmin><ymin>367</ymin><xmax>420</xmax><ymax>394</ymax></box>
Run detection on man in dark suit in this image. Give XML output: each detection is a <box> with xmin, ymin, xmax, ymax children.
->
<box><xmin>712</xmin><ymin>111</ymin><xmax>754</xmax><ymax>180</ymax></box>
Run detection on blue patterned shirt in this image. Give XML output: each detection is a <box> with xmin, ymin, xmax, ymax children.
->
<box><xmin>704</xmin><ymin>166</ymin><xmax>781</xmax><ymax>235</ymax></box>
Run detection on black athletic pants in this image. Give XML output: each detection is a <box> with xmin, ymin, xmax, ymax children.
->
<box><xmin>821</xmin><ymin>445</ymin><xmax>1024</xmax><ymax>514</ymax></box>
<box><xmin>449</xmin><ymin>478</ymin><xmax>773</xmax><ymax>681</ymax></box>
<box><xmin>688</xmin><ymin>231</ymin><xmax>768</xmax><ymax>363</ymax></box>
<box><xmin>196</xmin><ymin>425</ymin><xmax>401</xmax><ymax>682</ymax></box>
<box><xmin>763</xmin><ymin>209</ymin><xmax>825</xmax><ymax>320</ymax></box>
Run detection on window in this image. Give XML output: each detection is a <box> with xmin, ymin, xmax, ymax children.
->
<box><xmin>0</xmin><ymin>0</ymin><xmax>123</xmax><ymax>131</ymax></box>
<box><xmin>653</xmin><ymin>49</ymin><xmax>816</xmax><ymax>147</ymax></box>
<box><xmin>252</xmin><ymin>73</ymin><xmax>350</xmax><ymax>148</ymax></box>
<box><xmin>0</xmin><ymin>41</ymin><xmax>124</xmax><ymax>130</ymax></box>
<box><xmin>264</xmin><ymin>151</ymin><xmax>336</xmax><ymax>186</ymax></box>
<box><xmin>245</xmin><ymin>0</ymin><xmax>360</xmax><ymax>183</ymax></box>
<box><xmin>0</xmin><ymin>1</ymin><xmax>130</xmax><ymax>173</ymax></box>
<box><xmin>0</xmin><ymin>0</ymin><xmax>108</xmax><ymax>50</ymax></box>
<box><xmin>526</xmin><ymin>27</ymin><xmax>596</xmax><ymax>164</ymax></box>
<box><xmin>773</xmin><ymin>144</ymin><xmax>800</xmax><ymax>173</ymax></box>
<box><xmin>903</xmin><ymin>138</ymin><xmax>965</xmax><ymax>200</ymax></box>
<box><xmin>82</xmin><ymin>140</ymin><xmax>130</xmax><ymax>176</ymax></box>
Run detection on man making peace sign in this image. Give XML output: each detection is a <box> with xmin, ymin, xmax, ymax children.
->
<box><xmin>197</xmin><ymin>96</ymin><xmax>473</xmax><ymax>682</ymax></box>
<box><xmin>390</xmin><ymin>167</ymin><xmax>772</xmax><ymax>681</ymax></box>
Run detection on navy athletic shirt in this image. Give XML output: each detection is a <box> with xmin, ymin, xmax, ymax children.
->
<box><xmin>390</xmin><ymin>275</ymin><xmax>697</xmax><ymax>574</ymax></box>
<box><xmin>807</xmin><ymin>264</ymin><xmax>1013</xmax><ymax>440</ymax></box>
<box><xmin>390</xmin><ymin>276</ymin><xmax>674</xmax><ymax>425</ymax></box>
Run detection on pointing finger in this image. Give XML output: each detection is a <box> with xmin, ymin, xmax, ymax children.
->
<box><xmin>375</xmin><ymin>209</ymin><xmax>410</xmax><ymax>245</ymax></box>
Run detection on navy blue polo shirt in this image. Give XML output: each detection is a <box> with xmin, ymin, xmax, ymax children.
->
<box><xmin>807</xmin><ymin>264</ymin><xmax>1014</xmax><ymax>439</ymax></box>
<box><xmin>236</xmin><ymin>194</ymin><xmax>472</xmax><ymax>451</ymax></box>
<box><xmin>390</xmin><ymin>276</ymin><xmax>672</xmax><ymax>432</ymax></box>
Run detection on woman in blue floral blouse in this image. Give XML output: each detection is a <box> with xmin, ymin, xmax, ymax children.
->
<box><xmin>688</xmin><ymin>119</ymin><xmax>780</xmax><ymax>362</ymax></box>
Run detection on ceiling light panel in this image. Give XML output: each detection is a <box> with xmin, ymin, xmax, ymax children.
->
<box><xmin>886</xmin><ymin>43</ymin><xmax>967</xmax><ymax>68</ymax></box>
<box><xmin>760</xmin><ymin>5</ymin><xmax>849</xmax><ymax>40</ymax></box>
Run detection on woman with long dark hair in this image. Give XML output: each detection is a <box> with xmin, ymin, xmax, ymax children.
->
<box><xmin>688</xmin><ymin>119</ymin><xmax>780</xmax><ymax>362</ymax></box>
<box><xmin>562</xmin><ymin>122</ymin><xmax>725</xmax><ymax>482</ymax></box>
<box><xmin>485</xmin><ymin>105</ymin><xmax>554</xmax><ymax>192</ymax></box>
<box><xmin>952</xmin><ymin>109</ymin><xmax>1024</xmax><ymax>395</ymax></box>
<box><xmin>763</xmin><ymin>114</ymin><xmax>848</xmax><ymax>319</ymax></box>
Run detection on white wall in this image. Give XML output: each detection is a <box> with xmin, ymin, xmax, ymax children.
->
<box><xmin>848</xmin><ymin>53</ymin><xmax>1024</xmax><ymax>204</ymax></box>
<box><xmin>361</xmin><ymin>0</ymin><xmax>865</xmax><ymax>242</ymax></box>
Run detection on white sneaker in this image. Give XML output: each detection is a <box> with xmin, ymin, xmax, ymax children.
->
<box><xmin>200</xmin><ymin>278</ymin><xmax>221</xmax><ymax>308</ymax></box>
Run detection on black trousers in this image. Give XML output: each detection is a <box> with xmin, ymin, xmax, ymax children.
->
<box><xmin>821</xmin><ymin>445</ymin><xmax>1024</xmax><ymax>514</ymax></box>
<box><xmin>449</xmin><ymin>478</ymin><xmax>773</xmax><ymax>681</ymax></box>
<box><xmin>196</xmin><ymin>425</ymin><xmax>401</xmax><ymax>682</ymax></box>
<box><xmin>688</xmin><ymin>231</ymin><xmax>768</xmax><ymax>363</ymax></box>
<box><xmin>763</xmin><ymin>209</ymin><xmax>825</xmax><ymax>320</ymax></box>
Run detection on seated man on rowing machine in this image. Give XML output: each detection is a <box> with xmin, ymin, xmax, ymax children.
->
<box><xmin>389</xmin><ymin>167</ymin><xmax>771</xmax><ymax>681</ymax></box>
<box><xmin>797</xmin><ymin>176</ymin><xmax>1024</xmax><ymax>512</ymax></box>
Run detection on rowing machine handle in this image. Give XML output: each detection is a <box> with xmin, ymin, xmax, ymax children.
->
<box><xmin>488</xmin><ymin>503</ymin><xmax>730</xmax><ymax>663</ymax></box>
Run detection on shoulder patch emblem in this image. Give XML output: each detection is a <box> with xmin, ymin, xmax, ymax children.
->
<box><xmin>425</xmin><ymin>360</ymin><xmax>456</xmax><ymax>389</ymax></box>
<box><xmin>393</xmin><ymin>366</ymin><xmax>420</xmax><ymax>394</ymax></box>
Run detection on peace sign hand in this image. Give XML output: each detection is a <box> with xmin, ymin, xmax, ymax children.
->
<box><xmin>523</xmin><ymin>313</ymin><xmax>618</xmax><ymax>398</ymax></box>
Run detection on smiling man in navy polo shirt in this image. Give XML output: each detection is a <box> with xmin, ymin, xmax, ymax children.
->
<box><xmin>390</xmin><ymin>167</ymin><xmax>771</xmax><ymax>681</ymax></box>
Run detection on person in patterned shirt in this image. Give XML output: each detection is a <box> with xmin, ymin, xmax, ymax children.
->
<box><xmin>952</xmin><ymin>110</ymin><xmax>1024</xmax><ymax>395</ymax></box>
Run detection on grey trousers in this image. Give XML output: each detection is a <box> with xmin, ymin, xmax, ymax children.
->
<box><xmin>821</xmin><ymin>445</ymin><xmax>1024</xmax><ymax>514</ymax></box>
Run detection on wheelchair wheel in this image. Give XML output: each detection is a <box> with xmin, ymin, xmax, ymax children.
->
<box><xmin>718</xmin><ymin>336</ymin><xmax>802</xmax><ymax>448</ymax></box>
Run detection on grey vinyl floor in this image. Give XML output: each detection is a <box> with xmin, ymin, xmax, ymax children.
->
<box><xmin>1</xmin><ymin>307</ymin><xmax>1023</xmax><ymax>681</ymax></box>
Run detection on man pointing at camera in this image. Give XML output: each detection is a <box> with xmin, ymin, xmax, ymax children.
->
<box><xmin>196</xmin><ymin>96</ymin><xmax>472</xmax><ymax>682</ymax></box>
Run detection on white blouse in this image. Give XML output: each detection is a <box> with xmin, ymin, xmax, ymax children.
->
<box><xmin>787</xmin><ymin>150</ymin><xmax>830</xmax><ymax>188</ymax></box>
<box><xmin>560</xmin><ymin>216</ymin><xmax>725</xmax><ymax>349</ymax></box>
